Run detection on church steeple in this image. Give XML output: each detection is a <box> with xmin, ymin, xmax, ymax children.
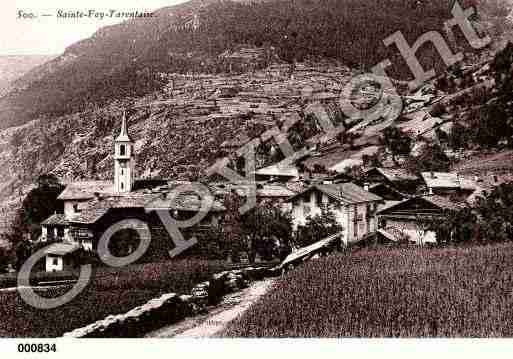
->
<box><xmin>114</xmin><ymin>111</ymin><xmax>135</xmax><ymax>193</ymax></box>
<box><xmin>116</xmin><ymin>111</ymin><xmax>132</xmax><ymax>142</ymax></box>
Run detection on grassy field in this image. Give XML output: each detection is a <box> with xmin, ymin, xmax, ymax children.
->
<box><xmin>221</xmin><ymin>244</ymin><xmax>513</xmax><ymax>337</ymax></box>
<box><xmin>0</xmin><ymin>259</ymin><xmax>232</xmax><ymax>337</ymax></box>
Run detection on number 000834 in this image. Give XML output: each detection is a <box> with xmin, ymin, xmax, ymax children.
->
<box><xmin>17</xmin><ymin>343</ymin><xmax>57</xmax><ymax>353</ymax></box>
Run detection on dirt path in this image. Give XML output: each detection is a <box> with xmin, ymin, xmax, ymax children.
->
<box><xmin>146</xmin><ymin>278</ymin><xmax>274</xmax><ymax>338</ymax></box>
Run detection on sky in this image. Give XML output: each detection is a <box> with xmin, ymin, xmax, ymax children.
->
<box><xmin>1</xmin><ymin>0</ymin><xmax>188</xmax><ymax>56</ymax></box>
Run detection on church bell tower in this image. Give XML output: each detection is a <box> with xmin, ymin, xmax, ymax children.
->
<box><xmin>114</xmin><ymin>111</ymin><xmax>135</xmax><ymax>193</ymax></box>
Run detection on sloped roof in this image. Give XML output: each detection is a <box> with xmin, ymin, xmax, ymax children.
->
<box><xmin>66</xmin><ymin>187</ymin><xmax>226</xmax><ymax>225</ymax></box>
<box><xmin>368</xmin><ymin>167</ymin><xmax>419</xmax><ymax>182</ymax></box>
<box><xmin>41</xmin><ymin>213</ymin><xmax>69</xmax><ymax>226</ymax></box>
<box><xmin>67</xmin><ymin>193</ymin><xmax>158</xmax><ymax>224</ymax></box>
<box><xmin>423</xmin><ymin>195</ymin><xmax>467</xmax><ymax>211</ymax></box>
<box><xmin>255</xmin><ymin>164</ymin><xmax>299</xmax><ymax>178</ymax></box>
<box><xmin>58</xmin><ymin>181</ymin><xmax>115</xmax><ymax>200</ymax></box>
<box><xmin>254</xmin><ymin>185</ymin><xmax>296</xmax><ymax>198</ymax></box>
<box><xmin>421</xmin><ymin>172</ymin><xmax>460</xmax><ymax>189</ymax></box>
<box><xmin>68</xmin><ymin>208</ymin><xmax>109</xmax><ymax>225</ymax></box>
<box><xmin>459</xmin><ymin>177</ymin><xmax>477</xmax><ymax>191</ymax></box>
<box><xmin>146</xmin><ymin>192</ymin><xmax>225</xmax><ymax>212</ymax></box>
<box><xmin>377</xmin><ymin>229</ymin><xmax>399</xmax><ymax>242</ymax></box>
<box><xmin>212</xmin><ymin>183</ymin><xmax>295</xmax><ymax>198</ymax></box>
<box><xmin>377</xmin><ymin>195</ymin><xmax>466</xmax><ymax>215</ymax></box>
<box><xmin>326</xmin><ymin>146</ymin><xmax>381</xmax><ymax>173</ymax></box>
<box><xmin>44</xmin><ymin>242</ymin><xmax>81</xmax><ymax>256</ymax></box>
<box><xmin>288</xmin><ymin>182</ymin><xmax>382</xmax><ymax>204</ymax></box>
<box><xmin>280</xmin><ymin>232</ymin><xmax>343</xmax><ymax>269</ymax></box>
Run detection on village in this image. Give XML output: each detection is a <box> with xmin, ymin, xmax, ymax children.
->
<box><xmin>33</xmin><ymin>89</ymin><xmax>511</xmax><ymax>273</ymax></box>
<box><xmin>2</xmin><ymin>0</ymin><xmax>513</xmax><ymax>340</ymax></box>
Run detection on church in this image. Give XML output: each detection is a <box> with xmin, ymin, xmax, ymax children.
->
<box><xmin>40</xmin><ymin>112</ymin><xmax>225</xmax><ymax>271</ymax></box>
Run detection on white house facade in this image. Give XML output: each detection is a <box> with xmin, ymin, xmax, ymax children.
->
<box><xmin>287</xmin><ymin>183</ymin><xmax>383</xmax><ymax>244</ymax></box>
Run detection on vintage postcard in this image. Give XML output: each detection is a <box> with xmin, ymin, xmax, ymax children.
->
<box><xmin>1</xmin><ymin>0</ymin><xmax>513</xmax><ymax>355</ymax></box>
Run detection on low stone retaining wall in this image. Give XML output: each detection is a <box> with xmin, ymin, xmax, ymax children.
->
<box><xmin>62</xmin><ymin>266</ymin><xmax>275</xmax><ymax>338</ymax></box>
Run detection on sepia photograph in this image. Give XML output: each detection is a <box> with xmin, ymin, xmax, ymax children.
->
<box><xmin>1</xmin><ymin>0</ymin><xmax>513</xmax><ymax>351</ymax></box>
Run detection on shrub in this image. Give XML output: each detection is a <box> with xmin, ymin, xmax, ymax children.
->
<box><xmin>0</xmin><ymin>248</ymin><xmax>9</xmax><ymax>274</ymax></box>
<box><xmin>295</xmin><ymin>209</ymin><xmax>343</xmax><ymax>247</ymax></box>
<box><xmin>429</xmin><ymin>103</ymin><xmax>446</xmax><ymax>117</ymax></box>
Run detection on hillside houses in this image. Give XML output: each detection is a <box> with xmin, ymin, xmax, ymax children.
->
<box><xmin>38</xmin><ymin>111</ymin><xmax>395</xmax><ymax>270</ymax></box>
<box><xmin>287</xmin><ymin>183</ymin><xmax>383</xmax><ymax>244</ymax></box>
<box><xmin>377</xmin><ymin>195</ymin><xmax>468</xmax><ymax>244</ymax></box>
<box><xmin>364</xmin><ymin>167</ymin><xmax>420</xmax><ymax>194</ymax></box>
<box><xmin>421</xmin><ymin>172</ymin><xmax>476</xmax><ymax>197</ymax></box>
<box><xmin>39</xmin><ymin>116</ymin><xmax>228</xmax><ymax>271</ymax></box>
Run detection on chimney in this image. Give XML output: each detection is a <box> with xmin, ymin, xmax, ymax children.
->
<box><xmin>428</xmin><ymin>187</ymin><xmax>434</xmax><ymax>195</ymax></box>
<box><xmin>430</xmin><ymin>171</ymin><xmax>435</xmax><ymax>179</ymax></box>
<box><xmin>363</xmin><ymin>182</ymin><xmax>370</xmax><ymax>191</ymax></box>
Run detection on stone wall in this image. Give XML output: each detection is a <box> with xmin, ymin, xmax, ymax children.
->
<box><xmin>62</xmin><ymin>266</ymin><xmax>275</xmax><ymax>338</ymax></box>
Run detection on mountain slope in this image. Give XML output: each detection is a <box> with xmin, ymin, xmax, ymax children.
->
<box><xmin>0</xmin><ymin>55</ymin><xmax>54</xmax><ymax>97</ymax></box>
<box><xmin>0</xmin><ymin>0</ymin><xmax>511</xmax><ymax>239</ymax></box>
<box><xmin>0</xmin><ymin>0</ymin><xmax>473</xmax><ymax>130</ymax></box>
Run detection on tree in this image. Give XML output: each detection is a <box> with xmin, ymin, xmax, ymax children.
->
<box><xmin>13</xmin><ymin>174</ymin><xmax>65</xmax><ymax>242</ymax></box>
<box><xmin>431</xmin><ymin>208</ymin><xmax>477</xmax><ymax>244</ymax></box>
<box><xmin>431</xmin><ymin>183</ymin><xmax>513</xmax><ymax>245</ymax></box>
<box><xmin>295</xmin><ymin>209</ymin><xmax>343</xmax><ymax>248</ymax></box>
<box><xmin>381</xmin><ymin>126</ymin><xmax>412</xmax><ymax>163</ymax></box>
<box><xmin>109</xmin><ymin>228</ymin><xmax>141</xmax><ymax>258</ymax></box>
<box><xmin>474</xmin><ymin>182</ymin><xmax>513</xmax><ymax>242</ymax></box>
<box><xmin>0</xmin><ymin>247</ymin><xmax>9</xmax><ymax>273</ymax></box>
<box><xmin>407</xmin><ymin>141</ymin><xmax>451</xmax><ymax>173</ymax></box>
<box><xmin>243</xmin><ymin>202</ymin><xmax>293</xmax><ymax>262</ymax></box>
<box><xmin>473</xmin><ymin>103</ymin><xmax>513</xmax><ymax>148</ymax></box>
<box><xmin>429</xmin><ymin>103</ymin><xmax>446</xmax><ymax>117</ymax></box>
<box><xmin>344</xmin><ymin>164</ymin><xmax>364</xmax><ymax>182</ymax></box>
<box><xmin>447</xmin><ymin>121</ymin><xmax>471</xmax><ymax>150</ymax></box>
<box><xmin>221</xmin><ymin>191</ymin><xmax>246</xmax><ymax>262</ymax></box>
<box><xmin>492</xmin><ymin>41</ymin><xmax>513</xmax><ymax>97</ymax></box>
<box><xmin>362</xmin><ymin>152</ymin><xmax>382</xmax><ymax>168</ymax></box>
<box><xmin>14</xmin><ymin>240</ymin><xmax>31</xmax><ymax>271</ymax></box>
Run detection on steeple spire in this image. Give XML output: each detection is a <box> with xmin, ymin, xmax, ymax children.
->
<box><xmin>113</xmin><ymin>110</ymin><xmax>135</xmax><ymax>193</ymax></box>
<box><xmin>115</xmin><ymin>111</ymin><xmax>132</xmax><ymax>142</ymax></box>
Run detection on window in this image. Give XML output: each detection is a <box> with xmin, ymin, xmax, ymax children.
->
<box><xmin>120</xmin><ymin>144</ymin><xmax>126</xmax><ymax>156</ymax></box>
<box><xmin>121</xmin><ymin>182</ymin><xmax>124</xmax><ymax>190</ymax></box>
<box><xmin>121</xmin><ymin>169</ymin><xmax>124</xmax><ymax>175</ymax></box>
<box><xmin>353</xmin><ymin>205</ymin><xmax>358</xmax><ymax>238</ymax></box>
<box><xmin>52</xmin><ymin>257</ymin><xmax>59</xmax><ymax>266</ymax></box>
<box><xmin>78</xmin><ymin>229</ymin><xmax>91</xmax><ymax>238</ymax></box>
<box><xmin>315</xmin><ymin>192</ymin><xmax>323</xmax><ymax>207</ymax></box>
<box><xmin>73</xmin><ymin>203</ymin><xmax>81</xmax><ymax>213</ymax></box>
